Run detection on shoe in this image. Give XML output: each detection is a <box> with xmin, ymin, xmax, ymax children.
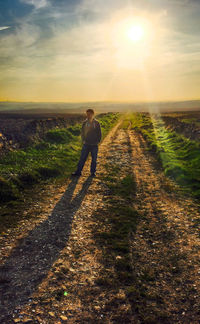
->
<box><xmin>71</xmin><ymin>172</ymin><xmax>81</xmax><ymax>177</ymax></box>
<box><xmin>90</xmin><ymin>173</ymin><xmax>96</xmax><ymax>177</ymax></box>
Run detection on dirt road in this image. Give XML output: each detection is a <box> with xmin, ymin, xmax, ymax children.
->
<box><xmin>0</xmin><ymin>122</ymin><xmax>199</xmax><ymax>323</ymax></box>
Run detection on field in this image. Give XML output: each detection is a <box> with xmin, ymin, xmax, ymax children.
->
<box><xmin>0</xmin><ymin>110</ymin><xmax>199</xmax><ymax>323</ymax></box>
<box><xmin>0</xmin><ymin>112</ymin><xmax>120</xmax><ymax>230</ymax></box>
<box><xmin>122</xmin><ymin>111</ymin><xmax>200</xmax><ymax>199</ymax></box>
<box><xmin>0</xmin><ymin>111</ymin><xmax>84</xmax><ymax>152</ymax></box>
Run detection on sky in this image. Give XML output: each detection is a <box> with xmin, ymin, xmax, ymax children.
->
<box><xmin>0</xmin><ymin>0</ymin><xmax>200</xmax><ymax>102</ymax></box>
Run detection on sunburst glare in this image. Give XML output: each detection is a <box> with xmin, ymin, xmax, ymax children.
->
<box><xmin>127</xmin><ymin>24</ymin><xmax>144</xmax><ymax>42</ymax></box>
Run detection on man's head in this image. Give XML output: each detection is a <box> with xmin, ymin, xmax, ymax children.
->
<box><xmin>86</xmin><ymin>108</ymin><xmax>94</xmax><ymax>121</ymax></box>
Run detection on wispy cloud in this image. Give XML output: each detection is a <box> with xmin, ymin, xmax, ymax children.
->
<box><xmin>20</xmin><ymin>0</ymin><xmax>49</xmax><ymax>9</ymax></box>
<box><xmin>0</xmin><ymin>26</ymin><xmax>11</xmax><ymax>31</ymax></box>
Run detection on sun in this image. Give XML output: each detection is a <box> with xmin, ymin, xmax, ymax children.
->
<box><xmin>126</xmin><ymin>25</ymin><xmax>144</xmax><ymax>42</ymax></box>
<box><xmin>109</xmin><ymin>13</ymin><xmax>157</xmax><ymax>69</ymax></box>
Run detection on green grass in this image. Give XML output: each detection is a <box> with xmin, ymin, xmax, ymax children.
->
<box><xmin>95</xmin><ymin>163</ymin><xmax>139</xmax><ymax>287</ymax></box>
<box><xmin>93</xmin><ymin>158</ymin><xmax>177</xmax><ymax>323</ymax></box>
<box><xmin>0</xmin><ymin>176</ymin><xmax>19</xmax><ymax>202</ymax></box>
<box><xmin>98</xmin><ymin>112</ymin><xmax>120</xmax><ymax>138</ymax></box>
<box><xmin>45</xmin><ymin>128</ymin><xmax>76</xmax><ymax>144</ymax></box>
<box><xmin>93</xmin><ymin>162</ymin><xmax>159</xmax><ymax>320</ymax></box>
<box><xmin>129</xmin><ymin>113</ymin><xmax>200</xmax><ymax>199</ymax></box>
<box><xmin>106</xmin><ymin>174</ymin><xmax>136</xmax><ymax>199</ymax></box>
<box><xmin>0</xmin><ymin>113</ymin><xmax>120</xmax><ymax>206</ymax></box>
<box><xmin>181</xmin><ymin>118</ymin><xmax>200</xmax><ymax>127</ymax></box>
<box><xmin>120</xmin><ymin>116</ymin><xmax>131</xmax><ymax>130</ymax></box>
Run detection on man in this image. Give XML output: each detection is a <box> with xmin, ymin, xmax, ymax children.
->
<box><xmin>71</xmin><ymin>108</ymin><xmax>102</xmax><ymax>177</ymax></box>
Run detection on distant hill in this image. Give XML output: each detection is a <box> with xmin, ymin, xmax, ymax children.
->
<box><xmin>0</xmin><ymin>100</ymin><xmax>199</xmax><ymax>114</ymax></box>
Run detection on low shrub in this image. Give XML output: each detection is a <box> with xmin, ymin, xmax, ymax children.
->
<box><xmin>36</xmin><ymin>166</ymin><xmax>61</xmax><ymax>179</ymax></box>
<box><xmin>18</xmin><ymin>171</ymin><xmax>40</xmax><ymax>187</ymax></box>
<box><xmin>67</xmin><ymin>124</ymin><xmax>81</xmax><ymax>136</ymax></box>
<box><xmin>0</xmin><ymin>176</ymin><xmax>18</xmax><ymax>202</ymax></box>
<box><xmin>45</xmin><ymin>128</ymin><xmax>74</xmax><ymax>144</ymax></box>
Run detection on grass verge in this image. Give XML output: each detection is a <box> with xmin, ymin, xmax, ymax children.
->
<box><xmin>128</xmin><ymin>113</ymin><xmax>200</xmax><ymax>199</ymax></box>
<box><xmin>0</xmin><ymin>113</ymin><xmax>120</xmax><ymax>232</ymax></box>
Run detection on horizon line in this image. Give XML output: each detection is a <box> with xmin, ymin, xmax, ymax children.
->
<box><xmin>0</xmin><ymin>99</ymin><xmax>200</xmax><ymax>104</ymax></box>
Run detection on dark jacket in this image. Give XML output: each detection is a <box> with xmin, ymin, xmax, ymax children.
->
<box><xmin>81</xmin><ymin>118</ymin><xmax>102</xmax><ymax>145</ymax></box>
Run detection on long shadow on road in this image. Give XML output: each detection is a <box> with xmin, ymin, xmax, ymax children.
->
<box><xmin>0</xmin><ymin>176</ymin><xmax>93</xmax><ymax>322</ymax></box>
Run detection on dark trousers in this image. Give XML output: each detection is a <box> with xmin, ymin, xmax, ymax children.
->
<box><xmin>76</xmin><ymin>144</ymin><xmax>98</xmax><ymax>174</ymax></box>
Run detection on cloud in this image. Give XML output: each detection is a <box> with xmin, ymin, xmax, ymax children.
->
<box><xmin>19</xmin><ymin>0</ymin><xmax>49</xmax><ymax>9</ymax></box>
<box><xmin>1</xmin><ymin>0</ymin><xmax>200</xmax><ymax>101</ymax></box>
<box><xmin>0</xmin><ymin>26</ymin><xmax>11</xmax><ymax>31</ymax></box>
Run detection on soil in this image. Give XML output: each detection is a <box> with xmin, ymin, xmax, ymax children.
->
<box><xmin>0</xmin><ymin>121</ymin><xmax>199</xmax><ymax>323</ymax></box>
<box><xmin>0</xmin><ymin>113</ymin><xmax>84</xmax><ymax>152</ymax></box>
<box><xmin>162</xmin><ymin>113</ymin><xmax>200</xmax><ymax>141</ymax></box>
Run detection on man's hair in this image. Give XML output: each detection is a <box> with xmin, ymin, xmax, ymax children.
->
<box><xmin>86</xmin><ymin>108</ymin><xmax>94</xmax><ymax>114</ymax></box>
